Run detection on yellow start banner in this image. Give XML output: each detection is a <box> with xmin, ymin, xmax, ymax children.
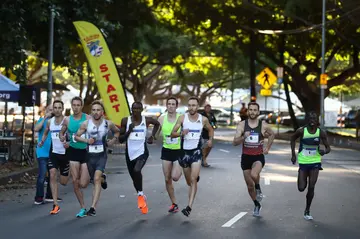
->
<box><xmin>73</xmin><ymin>21</ymin><xmax>130</xmax><ymax>125</ymax></box>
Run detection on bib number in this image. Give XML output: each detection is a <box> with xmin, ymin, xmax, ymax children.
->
<box><xmin>51</xmin><ymin>132</ymin><xmax>59</xmax><ymax>140</ymax></box>
<box><xmin>245</xmin><ymin>133</ymin><xmax>259</xmax><ymax>143</ymax></box>
<box><xmin>185</xmin><ymin>132</ymin><xmax>200</xmax><ymax>140</ymax></box>
<box><xmin>166</xmin><ymin>136</ymin><xmax>179</xmax><ymax>145</ymax></box>
<box><xmin>129</xmin><ymin>131</ymin><xmax>145</xmax><ymax>140</ymax></box>
<box><xmin>303</xmin><ymin>148</ymin><xmax>317</xmax><ymax>156</ymax></box>
<box><xmin>89</xmin><ymin>144</ymin><xmax>104</xmax><ymax>153</ymax></box>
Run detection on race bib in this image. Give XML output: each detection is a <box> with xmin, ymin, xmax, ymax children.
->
<box><xmin>166</xmin><ymin>136</ymin><xmax>179</xmax><ymax>145</ymax></box>
<box><xmin>129</xmin><ymin>131</ymin><xmax>145</xmax><ymax>140</ymax></box>
<box><xmin>302</xmin><ymin>148</ymin><xmax>317</xmax><ymax>156</ymax></box>
<box><xmin>245</xmin><ymin>133</ymin><xmax>259</xmax><ymax>143</ymax></box>
<box><xmin>185</xmin><ymin>131</ymin><xmax>201</xmax><ymax>140</ymax></box>
<box><xmin>89</xmin><ymin>144</ymin><xmax>104</xmax><ymax>153</ymax></box>
<box><xmin>51</xmin><ymin>132</ymin><xmax>59</xmax><ymax>140</ymax></box>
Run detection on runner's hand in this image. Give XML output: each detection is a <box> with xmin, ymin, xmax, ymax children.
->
<box><xmin>63</xmin><ymin>142</ymin><xmax>70</xmax><ymax>149</ymax></box>
<box><xmin>319</xmin><ymin>149</ymin><xmax>326</xmax><ymax>156</ymax></box>
<box><xmin>182</xmin><ymin>129</ymin><xmax>189</xmax><ymax>135</ymax></box>
<box><xmin>147</xmin><ymin>135</ymin><xmax>154</xmax><ymax>144</ymax></box>
<box><xmin>88</xmin><ymin>138</ymin><xmax>95</xmax><ymax>145</ymax></box>
<box><xmin>244</xmin><ymin>131</ymin><xmax>250</xmax><ymax>138</ymax></box>
<box><xmin>128</xmin><ymin>123</ymin><xmax>135</xmax><ymax>132</ymax></box>
<box><xmin>291</xmin><ymin>155</ymin><xmax>296</xmax><ymax>165</ymax></box>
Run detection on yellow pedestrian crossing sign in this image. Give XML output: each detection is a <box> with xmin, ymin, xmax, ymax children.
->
<box><xmin>256</xmin><ymin>67</ymin><xmax>277</xmax><ymax>89</ymax></box>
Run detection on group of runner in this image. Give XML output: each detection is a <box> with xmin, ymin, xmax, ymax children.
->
<box><xmin>34</xmin><ymin>96</ymin><xmax>330</xmax><ymax>221</ymax></box>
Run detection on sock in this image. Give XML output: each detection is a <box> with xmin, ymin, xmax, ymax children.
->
<box><xmin>253</xmin><ymin>200</ymin><xmax>260</xmax><ymax>207</ymax></box>
<box><xmin>138</xmin><ymin>191</ymin><xmax>144</xmax><ymax>196</ymax></box>
<box><xmin>255</xmin><ymin>184</ymin><xmax>261</xmax><ymax>190</ymax></box>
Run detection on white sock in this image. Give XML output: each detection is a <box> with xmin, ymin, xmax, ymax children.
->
<box><xmin>138</xmin><ymin>191</ymin><xmax>144</xmax><ymax>196</ymax></box>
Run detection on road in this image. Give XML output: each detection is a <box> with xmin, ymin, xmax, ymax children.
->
<box><xmin>1</xmin><ymin>128</ymin><xmax>360</xmax><ymax>239</ymax></box>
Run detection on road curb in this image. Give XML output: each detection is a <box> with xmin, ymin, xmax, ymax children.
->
<box><xmin>0</xmin><ymin>166</ymin><xmax>38</xmax><ymax>186</ymax></box>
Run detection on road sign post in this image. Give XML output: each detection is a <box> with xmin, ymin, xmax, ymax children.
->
<box><xmin>276</xmin><ymin>67</ymin><xmax>284</xmax><ymax>136</ymax></box>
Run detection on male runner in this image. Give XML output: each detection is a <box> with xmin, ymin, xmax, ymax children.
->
<box><xmin>200</xmin><ymin>103</ymin><xmax>217</xmax><ymax>167</ymax></box>
<box><xmin>233</xmin><ymin>102</ymin><xmax>275</xmax><ymax>217</ymax></box>
<box><xmin>75</xmin><ymin>100</ymin><xmax>120</xmax><ymax>216</ymax></box>
<box><xmin>39</xmin><ymin>100</ymin><xmax>70</xmax><ymax>214</ymax></box>
<box><xmin>119</xmin><ymin>102</ymin><xmax>160</xmax><ymax>214</ymax></box>
<box><xmin>171</xmin><ymin>96</ymin><xmax>214</xmax><ymax>217</ymax></box>
<box><xmin>34</xmin><ymin>105</ymin><xmax>55</xmax><ymax>204</ymax></box>
<box><xmin>59</xmin><ymin>97</ymin><xmax>95</xmax><ymax>218</ymax></box>
<box><xmin>156</xmin><ymin>97</ymin><xmax>182</xmax><ymax>213</ymax></box>
<box><xmin>290</xmin><ymin>111</ymin><xmax>331</xmax><ymax>220</ymax></box>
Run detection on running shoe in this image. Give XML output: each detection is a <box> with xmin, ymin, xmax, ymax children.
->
<box><xmin>50</xmin><ymin>205</ymin><xmax>60</xmax><ymax>215</ymax></box>
<box><xmin>137</xmin><ymin>195</ymin><xmax>148</xmax><ymax>214</ymax></box>
<box><xmin>34</xmin><ymin>197</ymin><xmax>44</xmax><ymax>205</ymax></box>
<box><xmin>168</xmin><ymin>203</ymin><xmax>179</xmax><ymax>213</ymax></box>
<box><xmin>76</xmin><ymin>208</ymin><xmax>87</xmax><ymax>218</ymax></box>
<box><xmin>181</xmin><ymin>206</ymin><xmax>192</xmax><ymax>217</ymax></box>
<box><xmin>253</xmin><ymin>204</ymin><xmax>261</xmax><ymax>217</ymax></box>
<box><xmin>101</xmin><ymin>173</ymin><xmax>107</xmax><ymax>190</ymax></box>
<box><xmin>304</xmin><ymin>211</ymin><xmax>313</xmax><ymax>220</ymax></box>
<box><xmin>87</xmin><ymin>207</ymin><xmax>96</xmax><ymax>216</ymax></box>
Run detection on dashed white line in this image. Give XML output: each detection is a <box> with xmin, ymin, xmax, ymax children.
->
<box><xmin>222</xmin><ymin>212</ymin><xmax>247</xmax><ymax>228</ymax></box>
<box><xmin>264</xmin><ymin>177</ymin><xmax>271</xmax><ymax>185</ymax></box>
<box><xmin>219</xmin><ymin>149</ymin><xmax>230</xmax><ymax>153</ymax></box>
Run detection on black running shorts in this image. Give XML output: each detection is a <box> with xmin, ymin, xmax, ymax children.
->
<box><xmin>66</xmin><ymin>146</ymin><xmax>87</xmax><ymax>164</ymax></box>
<box><xmin>241</xmin><ymin>154</ymin><xmax>265</xmax><ymax>171</ymax></box>
<box><xmin>48</xmin><ymin>153</ymin><xmax>70</xmax><ymax>176</ymax></box>
<box><xmin>179</xmin><ymin>148</ymin><xmax>202</xmax><ymax>168</ymax></box>
<box><xmin>161</xmin><ymin>147</ymin><xmax>182</xmax><ymax>162</ymax></box>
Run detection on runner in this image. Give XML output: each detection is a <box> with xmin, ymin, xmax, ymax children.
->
<box><xmin>233</xmin><ymin>102</ymin><xmax>275</xmax><ymax>217</ymax></box>
<box><xmin>59</xmin><ymin>97</ymin><xmax>94</xmax><ymax>218</ymax></box>
<box><xmin>39</xmin><ymin>100</ymin><xmax>70</xmax><ymax>215</ymax></box>
<box><xmin>171</xmin><ymin>96</ymin><xmax>214</xmax><ymax>217</ymax></box>
<box><xmin>74</xmin><ymin>100</ymin><xmax>120</xmax><ymax>216</ymax></box>
<box><xmin>290</xmin><ymin>111</ymin><xmax>331</xmax><ymax>220</ymax></box>
<box><xmin>200</xmin><ymin>103</ymin><xmax>217</xmax><ymax>167</ymax></box>
<box><xmin>156</xmin><ymin>97</ymin><xmax>182</xmax><ymax>213</ymax></box>
<box><xmin>34</xmin><ymin>105</ymin><xmax>55</xmax><ymax>204</ymax></box>
<box><xmin>119</xmin><ymin>101</ymin><xmax>160</xmax><ymax>214</ymax></box>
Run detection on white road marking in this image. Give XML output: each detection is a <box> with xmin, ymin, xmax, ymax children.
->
<box><xmin>264</xmin><ymin>177</ymin><xmax>271</xmax><ymax>185</ymax></box>
<box><xmin>219</xmin><ymin>149</ymin><xmax>230</xmax><ymax>153</ymax></box>
<box><xmin>222</xmin><ymin>212</ymin><xmax>247</xmax><ymax>228</ymax></box>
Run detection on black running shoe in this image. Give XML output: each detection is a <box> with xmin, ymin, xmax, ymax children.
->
<box><xmin>87</xmin><ymin>207</ymin><xmax>96</xmax><ymax>216</ymax></box>
<box><xmin>101</xmin><ymin>173</ymin><xmax>107</xmax><ymax>190</ymax></box>
<box><xmin>182</xmin><ymin>206</ymin><xmax>192</xmax><ymax>217</ymax></box>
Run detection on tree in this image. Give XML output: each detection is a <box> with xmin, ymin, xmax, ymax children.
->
<box><xmin>150</xmin><ymin>0</ymin><xmax>360</xmax><ymax>119</ymax></box>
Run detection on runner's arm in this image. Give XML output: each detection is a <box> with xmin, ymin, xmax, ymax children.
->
<box><xmin>74</xmin><ymin>120</ymin><xmax>89</xmax><ymax>143</ymax></box>
<box><xmin>118</xmin><ymin>117</ymin><xmax>130</xmax><ymax>144</ymax></box>
<box><xmin>39</xmin><ymin>120</ymin><xmax>51</xmax><ymax>145</ymax></box>
<box><xmin>290</xmin><ymin>127</ymin><xmax>303</xmax><ymax>157</ymax></box>
<box><xmin>107</xmin><ymin>121</ymin><xmax>120</xmax><ymax>145</ymax></box>
<box><xmin>320</xmin><ymin>129</ymin><xmax>331</xmax><ymax>155</ymax></box>
<box><xmin>171</xmin><ymin>115</ymin><xmax>184</xmax><ymax>138</ymax></box>
<box><xmin>59</xmin><ymin>116</ymin><xmax>69</xmax><ymax>142</ymax></box>
<box><xmin>203</xmin><ymin>117</ymin><xmax>214</xmax><ymax>140</ymax></box>
<box><xmin>34</xmin><ymin>117</ymin><xmax>46</xmax><ymax>132</ymax></box>
<box><xmin>233</xmin><ymin>121</ymin><xmax>245</xmax><ymax>146</ymax></box>
<box><xmin>145</xmin><ymin>116</ymin><xmax>160</xmax><ymax>140</ymax></box>
<box><xmin>155</xmin><ymin>115</ymin><xmax>164</xmax><ymax>139</ymax></box>
<box><xmin>263</xmin><ymin>121</ymin><xmax>275</xmax><ymax>151</ymax></box>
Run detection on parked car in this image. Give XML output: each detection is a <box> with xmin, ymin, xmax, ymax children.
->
<box><xmin>281</xmin><ymin>113</ymin><xmax>306</xmax><ymax>127</ymax></box>
<box><xmin>142</xmin><ymin>105</ymin><xmax>166</xmax><ymax>119</ymax></box>
<box><xmin>266</xmin><ymin>111</ymin><xmax>290</xmax><ymax>124</ymax></box>
<box><xmin>344</xmin><ymin>110</ymin><xmax>358</xmax><ymax>128</ymax></box>
<box><xmin>198</xmin><ymin>107</ymin><xmax>241</xmax><ymax>126</ymax></box>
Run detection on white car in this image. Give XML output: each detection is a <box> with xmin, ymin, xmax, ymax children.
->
<box><xmin>142</xmin><ymin>105</ymin><xmax>166</xmax><ymax>119</ymax></box>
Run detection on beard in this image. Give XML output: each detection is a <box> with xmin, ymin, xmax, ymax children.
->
<box><xmin>249</xmin><ymin>114</ymin><xmax>257</xmax><ymax>119</ymax></box>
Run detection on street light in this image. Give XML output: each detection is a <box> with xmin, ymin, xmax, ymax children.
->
<box><xmin>320</xmin><ymin>0</ymin><xmax>326</xmax><ymax>127</ymax></box>
<box><xmin>46</xmin><ymin>6</ymin><xmax>55</xmax><ymax>106</ymax></box>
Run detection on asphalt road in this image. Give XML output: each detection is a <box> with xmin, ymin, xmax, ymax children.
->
<box><xmin>1</xmin><ymin>129</ymin><xmax>360</xmax><ymax>239</ymax></box>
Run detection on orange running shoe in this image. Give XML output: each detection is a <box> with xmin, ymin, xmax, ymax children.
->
<box><xmin>50</xmin><ymin>205</ymin><xmax>60</xmax><ymax>215</ymax></box>
<box><xmin>137</xmin><ymin>195</ymin><xmax>148</xmax><ymax>214</ymax></box>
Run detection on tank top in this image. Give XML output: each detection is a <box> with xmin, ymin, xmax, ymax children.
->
<box><xmin>126</xmin><ymin>116</ymin><xmax>147</xmax><ymax>161</ymax></box>
<box><xmin>50</xmin><ymin>117</ymin><xmax>66</xmax><ymax>155</ymax></box>
<box><xmin>162</xmin><ymin>113</ymin><xmax>181</xmax><ymax>150</ymax></box>
<box><xmin>182</xmin><ymin>113</ymin><xmax>203</xmax><ymax>150</ymax></box>
<box><xmin>242</xmin><ymin>120</ymin><xmax>264</xmax><ymax>155</ymax></box>
<box><xmin>298</xmin><ymin>127</ymin><xmax>321</xmax><ymax>164</ymax></box>
<box><xmin>86</xmin><ymin>118</ymin><xmax>109</xmax><ymax>154</ymax></box>
<box><xmin>68</xmin><ymin>113</ymin><xmax>87</xmax><ymax>149</ymax></box>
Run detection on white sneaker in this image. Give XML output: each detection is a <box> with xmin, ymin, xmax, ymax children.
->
<box><xmin>304</xmin><ymin>212</ymin><xmax>313</xmax><ymax>220</ymax></box>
